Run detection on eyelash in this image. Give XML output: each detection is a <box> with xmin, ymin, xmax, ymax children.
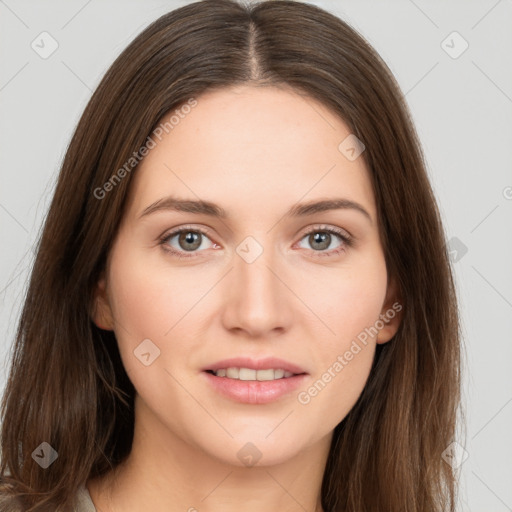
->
<box><xmin>158</xmin><ymin>224</ymin><xmax>353</xmax><ymax>259</ymax></box>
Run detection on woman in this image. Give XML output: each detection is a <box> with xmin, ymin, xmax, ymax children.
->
<box><xmin>0</xmin><ymin>0</ymin><xmax>462</xmax><ymax>510</ymax></box>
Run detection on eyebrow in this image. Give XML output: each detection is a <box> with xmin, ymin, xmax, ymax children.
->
<box><xmin>139</xmin><ymin>196</ymin><xmax>372</xmax><ymax>224</ymax></box>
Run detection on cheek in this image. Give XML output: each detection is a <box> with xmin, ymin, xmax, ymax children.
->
<box><xmin>105</xmin><ymin>246</ymin><xmax>207</xmax><ymax>385</ymax></box>
<box><xmin>297</xmin><ymin>247</ymin><xmax>388</xmax><ymax>349</ymax></box>
<box><xmin>107</xmin><ymin>245</ymin><xmax>206</xmax><ymax>340</ymax></box>
<box><xmin>297</xmin><ymin>344</ymin><xmax>375</xmax><ymax>435</ymax></box>
<box><xmin>296</xmin><ymin>293</ymin><xmax>381</xmax><ymax>432</ymax></box>
<box><xmin>105</xmin><ymin>250</ymin><xmax>207</xmax><ymax>433</ymax></box>
<box><xmin>294</xmin><ymin>251</ymin><xmax>387</xmax><ymax>423</ymax></box>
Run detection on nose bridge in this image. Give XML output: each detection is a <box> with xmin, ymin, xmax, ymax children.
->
<box><xmin>236</xmin><ymin>234</ymin><xmax>281</xmax><ymax>308</ymax></box>
<box><xmin>221</xmin><ymin>234</ymin><xmax>292</xmax><ymax>335</ymax></box>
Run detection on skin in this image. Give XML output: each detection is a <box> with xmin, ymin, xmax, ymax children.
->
<box><xmin>88</xmin><ymin>84</ymin><xmax>402</xmax><ymax>512</ymax></box>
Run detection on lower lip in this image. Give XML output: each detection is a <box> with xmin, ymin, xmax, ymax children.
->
<box><xmin>202</xmin><ymin>371</ymin><xmax>308</xmax><ymax>404</ymax></box>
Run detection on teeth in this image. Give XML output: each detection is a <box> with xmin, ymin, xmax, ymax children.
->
<box><xmin>212</xmin><ymin>367</ymin><xmax>297</xmax><ymax>380</ymax></box>
<box><xmin>226</xmin><ymin>368</ymin><xmax>239</xmax><ymax>379</ymax></box>
<box><xmin>239</xmin><ymin>368</ymin><xmax>256</xmax><ymax>380</ymax></box>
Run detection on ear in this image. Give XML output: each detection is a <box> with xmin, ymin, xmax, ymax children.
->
<box><xmin>376</xmin><ymin>273</ymin><xmax>403</xmax><ymax>344</ymax></box>
<box><xmin>91</xmin><ymin>273</ymin><xmax>114</xmax><ymax>331</ymax></box>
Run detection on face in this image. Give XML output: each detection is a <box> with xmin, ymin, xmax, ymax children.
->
<box><xmin>93</xmin><ymin>84</ymin><xmax>401</xmax><ymax>467</ymax></box>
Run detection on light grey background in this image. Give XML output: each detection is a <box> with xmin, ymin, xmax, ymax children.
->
<box><xmin>1</xmin><ymin>1</ymin><xmax>511</xmax><ymax>510</ymax></box>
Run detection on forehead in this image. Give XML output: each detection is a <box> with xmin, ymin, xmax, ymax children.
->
<box><xmin>124</xmin><ymin>85</ymin><xmax>376</xmax><ymax>223</ymax></box>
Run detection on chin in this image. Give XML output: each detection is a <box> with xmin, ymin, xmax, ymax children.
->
<box><xmin>197</xmin><ymin>428</ymin><xmax>314</xmax><ymax>468</ymax></box>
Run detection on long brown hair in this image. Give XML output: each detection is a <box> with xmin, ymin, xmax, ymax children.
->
<box><xmin>0</xmin><ymin>0</ymin><xmax>462</xmax><ymax>510</ymax></box>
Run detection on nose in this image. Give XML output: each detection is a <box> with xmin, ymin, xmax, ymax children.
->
<box><xmin>220</xmin><ymin>238</ymin><xmax>294</xmax><ymax>338</ymax></box>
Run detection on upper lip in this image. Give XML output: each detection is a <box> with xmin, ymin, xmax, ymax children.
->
<box><xmin>203</xmin><ymin>357</ymin><xmax>308</xmax><ymax>375</ymax></box>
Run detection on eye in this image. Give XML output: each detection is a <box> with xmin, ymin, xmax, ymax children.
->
<box><xmin>158</xmin><ymin>226</ymin><xmax>217</xmax><ymax>258</ymax></box>
<box><xmin>158</xmin><ymin>224</ymin><xmax>353</xmax><ymax>259</ymax></box>
<box><xmin>296</xmin><ymin>225</ymin><xmax>353</xmax><ymax>257</ymax></box>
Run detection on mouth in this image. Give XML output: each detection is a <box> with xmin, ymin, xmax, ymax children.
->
<box><xmin>202</xmin><ymin>356</ymin><xmax>307</xmax><ymax>379</ymax></box>
<box><xmin>201</xmin><ymin>357</ymin><xmax>308</xmax><ymax>404</ymax></box>
<box><xmin>204</xmin><ymin>368</ymin><xmax>302</xmax><ymax>380</ymax></box>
